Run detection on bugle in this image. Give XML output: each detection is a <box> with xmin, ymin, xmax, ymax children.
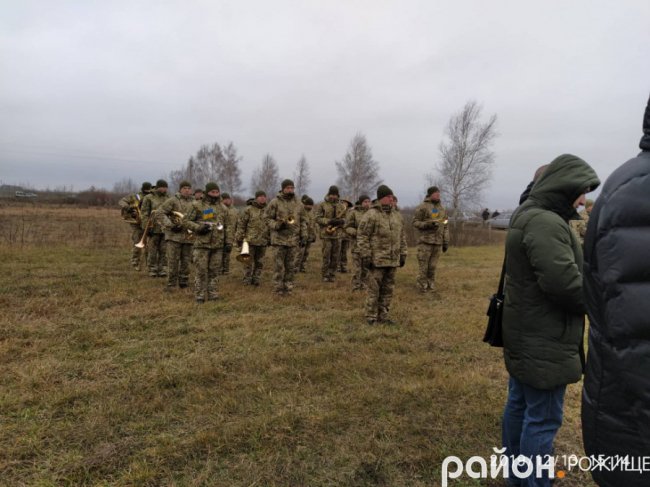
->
<box><xmin>135</xmin><ymin>217</ymin><xmax>154</xmax><ymax>249</ymax></box>
<box><xmin>236</xmin><ymin>240</ymin><xmax>251</xmax><ymax>263</ymax></box>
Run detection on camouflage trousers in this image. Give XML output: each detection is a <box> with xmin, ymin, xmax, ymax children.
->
<box><xmin>221</xmin><ymin>249</ymin><xmax>232</xmax><ymax>275</ymax></box>
<box><xmin>350</xmin><ymin>251</ymin><xmax>369</xmax><ymax>290</ymax></box>
<box><xmin>339</xmin><ymin>239</ymin><xmax>349</xmax><ymax>271</ymax></box>
<box><xmin>294</xmin><ymin>242</ymin><xmax>312</xmax><ymax>272</ymax></box>
<box><xmin>243</xmin><ymin>245</ymin><xmax>267</xmax><ymax>285</ymax></box>
<box><xmin>147</xmin><ymin>233</ymin><xmax>167</xmax><ymax>277</ymax></box>
<box><xmin>193</xmin><ymin>247</ymin><xmax>223</xmax><ymax>301</ymax></box>
<box><xmin>272</xmin><ymin>245</ymin><xmax>297</xmax><ymax>292</ymax></box>
<box><xmin>417</xmin><ymin>243</ymin><xmax>442</xmax><ymax>291</ymax></box>
<box><xmin>321</xmin><ymin>238</ymin><xmax>341</xmax><ymax>279</ymax></box>
<box><xmin>365</xmin><ymin>266</ymin><xmax>397</xmax><ymax>321</ymax></box>
<box><xmin>166</xmin><ymin>240</ymin><xmax>192</xmax><ymax>288</ymax></box>
<box><xmin>129</xmin><ymin>224</ymin><xmax>144</xmax><ymax>268</ymax></box>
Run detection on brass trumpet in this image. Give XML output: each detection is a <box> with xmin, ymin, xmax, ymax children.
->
<box><xmin>236</xmin><ymin>240</ymin><xmax>251</xmax><ymax>263</ymax></box>
<box><xmin>135</xmin><ymin>217</ymin><xmax>153</xmax><ymax>248</ymax></box>
<box><xmin>123</xmin><ymin>201</ymin><xmax>142</xmax><ymax>224</ymax></box>
<box><xmin>286</xmin><ymin>215</ymin><xmax>295</xmax><ymax>225</ymax></box>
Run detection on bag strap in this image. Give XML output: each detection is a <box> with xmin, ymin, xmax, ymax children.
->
<box><xmin>497</xmin><ymin>253</ymin><xmax>506</xmax><ymax>295</ymax></box>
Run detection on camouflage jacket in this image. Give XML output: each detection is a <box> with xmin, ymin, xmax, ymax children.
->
<box><xmin>118</xmin><ymin>192</ymin><xmax>145</xmax><ymax>227</ymax></box>
<box><xmin>265</xmin><ymin>192</ymin><xmax>308</xmax><ymax>247</ymax></box>
<box><xmin>225</xmin><ymin>206</ymin><xmax>239</xmax><ymax>241</ymax></box>
<box><xmin>141</xmin><ymin>191</ymin><xmax>169</xmax><ymax>234</ymax></box>
<box><xmin>357</xmin><ymin>204</ymin><xmax>407</xmax><ymax>267</ymax></box>
<box><xmin>159</xmin><ymin>192</ymin><xmax>195</xmax><ymax>243</ymax></box>
<box><xmin>183</xmin><ymin>197</ymin><xmax>232</xmax><ymax>249</ymax></box>
<box><xmin>235</xmin><ymin>201</ymin><xmax>269</xmax><ymax>246</ymax></box>
<box><xmin>569</xmin><ymin>209</ymin><xmax>590</xmax><ymax>245</ymax></box>
<box><xmin>315</xmin><ymin>198</ymin><xmax>348</xmax><ymax>239</ymax></box>
<box><xmin>344</xmin><ymin>206</ymin><xmax>369</xmax><ymax>252</ymax></box>
<box><xmin>303</xmin><ymin>207</ymin><xmax>318</xmax><ymax>242</ymax></box>
<box><xmin>412</xmin><ymin>200</ymin><xmax>450</xmax><ymax>245</ymax></box>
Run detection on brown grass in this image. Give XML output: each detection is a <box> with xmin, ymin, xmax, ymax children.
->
<box><xmin>0</xmin><ymin>204</ymin><xmax>593</xmax><ymax>486</ymax></box>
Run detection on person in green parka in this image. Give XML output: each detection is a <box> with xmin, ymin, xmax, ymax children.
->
<box><xmin>501</xmin><ymin>154</ymin><xmax>600</xmax><ymax>487</ymax></box>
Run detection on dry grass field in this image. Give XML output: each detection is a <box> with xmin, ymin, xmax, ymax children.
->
<box><xmin>0</xmin><ymin>204</ymin><xmax>595</xmax><ymax>486</ymax></box>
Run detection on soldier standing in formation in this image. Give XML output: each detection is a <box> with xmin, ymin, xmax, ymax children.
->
<box><xmin>265</xmin><ymin>179</ymin><xmax>308</xmax><ymax>295</ymax></box>
<box><xmin>118</xmin><ymin>181</ymin><xmax>151</xmax><ymax>270</ymax></box>
<box><xmin>221</xmin><ymin>193</ymin><xmax>239</xmax><ymax>275</ymax></box>
<box><xmin>316</xmin><ymin>185</ymin><xmax>347</xmax><ymax>282</ymax></box>
<box><xmin>235</xmin><ymin>190</ymin><xmax>269</xmax><ymax>286</ymax></box>
<box><xmin>183</xmin><ymin>182</ymin><xmax>232</xmax><ymax>303</ymax></box>
<box><xmin>194</xmin><ymin>188</ymin><xmax>204</xmax><ymax>201</ymax></box>
<box><xmin>344</xmin><ymin>194</ymin><xmax>371</xmax><ymax>291</ymax></box>
<box><xmin>358</xmin><ymin>185</ymin><xmax>407</xmax><ymax>325</ymax></box>
<box><xmin>295</xmin><ymin>196</ymin><xmax>317</xmax><ymax>273</ymax></box>
<box><xmin>159</xmin><ymin>180</ymin><xmax>194</xmax><ymax>290</ymax></box>
<box><xmin>338</xmin><ymin>199</ymin><xmax>353</xmax><ymax>273</ymax></box>
<box><xmin>412</xmin><ymin>186</ymin><xmax>449</xmax><ymax>293</ymax></box>
<box><xmin>141</xmin><ymin>179</ymin><xmax>169</xmax><ymax>277</ymax></box>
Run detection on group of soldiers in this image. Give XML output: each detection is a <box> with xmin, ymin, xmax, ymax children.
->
<box><xmin>120</xmin><ymin>179</ymin><xmax>451</xmax><ymax>324</ymax></box>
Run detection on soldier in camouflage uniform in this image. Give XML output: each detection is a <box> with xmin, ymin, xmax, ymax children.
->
<box><xmin>235</xmin><ymin>190</ymin><xmax>269</xmax><ymax>286</ymax></box>
<box><xmin>221</xmin><ymin>193</ymin><xmax>239</xmax><ymax>275</ymax></box>
<box><xmin>118</xmin><ymin>181</ymin><xmax>151</xmax><ymax>270</ymax></box>
<box><xmin>141</xmin><ymin>179</ymin><xmax>169</xmax><ymax>277</ymax></box>
<box><xmin>345</xmin><ymin>194</ymin><xmax>371</xmax><ymax>291</ymax></box>
<box><xmin>183</xmin><ymin>182</ymin><xmax>232</xmax><ymax>303</ymax></box>
<box><xmin>357</xmin><ymin>185</ymin><xmax>407</xmax><ymax>325</ymax></box>
<box><xmin>194</xmin><ymin>188</ymin><xmax>204</xmax><ymax>201</ymax></box>
<box><xmin>315</xmin><ymin>185</ymin><xmax>347</xmax><ymax>282</ymax></box>
<box><xmin>412</xmin><ymin>186</ymin><xmax>449</xmax><ymax>293</ymax></box>
<box><xmin>159</xmin><ymin>180</ymin><xmax>194</xmax><ymax>290</ymax></box>
<box><xmin>294</xmin><ymin>196</ymin><xmax>317</xmax><ymax>273</ymax></box>
<box><xmin>338</xmin><ymin>199</ymin><xmax>353</xmax><ymax>273</ymax></box>
<box><xmin>265</xmin><ymin>179</ymin><xmax>308</xmax><ymax>295</ymax></box>
<box><xmin>570</xmin><ymin>198</ymin><xmax>593</xmax><ymax>246</ymax></box>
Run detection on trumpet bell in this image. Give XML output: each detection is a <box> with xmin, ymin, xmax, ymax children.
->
<box><xmin>237</xmin><ymin>240</ymin><xmax>251</xmax><ymax>263</ymax></box>
<box><xmin>286</xmin><ymin>217</ymin><xmax>295</xmax><ymax>225</ymax></box>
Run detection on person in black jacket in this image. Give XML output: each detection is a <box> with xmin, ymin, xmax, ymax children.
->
<box><xmin>582</xmin><ymin>94</ymin><xmax>650</xmax><ymax>487</ymax></box>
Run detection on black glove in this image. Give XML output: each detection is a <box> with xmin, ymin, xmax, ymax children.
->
<box><xmin>362</xmin><ymin>257</ymin><xmax>373</xmax><ymax>270</ymax></box>
<box><xmin>442</xmin><ymin>243</ymin><xmax>448</xmax><ymax>253</ymax></box>
<box><xmin>236</xmin><ymin>240</ymin><xmax>243</xmax><ymax>248</ymax></box>
<box><xmin>299</xmin><ymin>238</ymin><xmax>307</xmax><ymax>248</ymax></box>
<box><xmin>277</xmin><ymin>220</ymin><xmax>287</xmax><ymax>230</ymax></box>
<box><xmin>129</xmin><ymin>208</ymin><xmax>138</xmax><ymax>218</ymax></box>
<box><xmin>427</xmin><ymin>221</ymin><xmax>439</xmax><ymax>229</ymax></box>
<box><xmin>171</xmin><ymin>224</ymin><xmax>183</xmax><ymax>233</ymax></box>
<box><xmin>399</xmin><ymin>255</ymin><xmax>406</xmax><ymax>267</ymax></box>
<box><xmin>147</xmin><ymin>229</ymin><xmax>154</xmax><ymax>237</ymax></box>
<box><xmin>196</xmin><ymin>224</ymin><xmax>211</xmax><ymax>235</ymax></box>
<box><xmin>224</xmin><ymin>243</ymin><xmax>232</xmax><ymax>253</ymax></box>
<box><xmin>332</xmin><ymin>218</ymin><xmax>345</xmax><ymax>227</ymax></box>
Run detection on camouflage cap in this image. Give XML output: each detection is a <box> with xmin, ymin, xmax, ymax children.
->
<box><xmin>221</xmin><ymin>192</ymin><xmax>231</xmax><ymax>200</ymax></box>
<box><xmin>205</xmin><ymin>182</ymin><xmax>220</xmax><ymax>193</ymax></box>
<box><xmin>155</xmin><ymin>179</ymin><xmax>168</xmax><ymax>188</ymax></box>
<box><xmin>179</xmin><ymin>180</ymin><xmax>191</xmax><ymax>189</ymax></box>
<box><xmin>141</xmin><ymin>181</ymin><xmax>152</xmax><ymax>192</ymax></box>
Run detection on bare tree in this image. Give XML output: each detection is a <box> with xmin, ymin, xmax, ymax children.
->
<box><xmin>112</xmin><ymin>177</ymin><xmax>138</xmax><ymax>195</ymax></box>
<box><xmin>435</xmin><ymin>100</ymin><xmax>497</xmax><ymax>215</ymax></box>
<box><xmin>250</xmin><ymin>154</ymin><xmax>280</xmax><ymax>197</ymax></box>
<box><xmin>293</xmin><ymin>154</ymin><xmax>311</xmax><ymax>197</ymax></box>
<box><xmin>220</xmin><ymin>142</ymin><xmax>244</xmax><ymax>196</ymax></box>
<box><xmin>335</xmin><ymin>133</ymin><xmax>382</xmax><ymax>202</ymax></box>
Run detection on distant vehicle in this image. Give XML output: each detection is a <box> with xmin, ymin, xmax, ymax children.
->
<box><xmin>15</xmin><ymin>191</ymin><xmax>37</xmax><ymax>198</ymax></box>
<box><xmin>488</xmin><ymin>212</ymin><xmax>513</xmax><ymax>229</ymax></box>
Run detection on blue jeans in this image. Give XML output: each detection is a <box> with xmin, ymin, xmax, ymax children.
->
<box><xmin>502</xmin><ymin>376</ymin><xmax>566</xmax><ymax>487</ymax></box>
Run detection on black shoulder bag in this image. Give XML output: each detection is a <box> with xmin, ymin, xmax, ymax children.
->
<box><xmin>483</xmin><ymin>255</ymin><xmax>506</xmax><ymax>347</ymax></box>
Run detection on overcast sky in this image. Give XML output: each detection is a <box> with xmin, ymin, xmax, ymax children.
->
<box><xmin>1</xmin><ymin>0</ymin><xmax>648</xmax><ymax>209</ymax></box>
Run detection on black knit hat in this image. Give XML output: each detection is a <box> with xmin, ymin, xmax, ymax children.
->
<box><xmin>255</xmin><ymin>190</ymin><xmax>266</xmax><ymax>198</ymax></box>
<box><xmin>303</xmin><ymin>197</ymin><xmax>314</xmax><ymax>206</ymax></box>
<box><xmin>301</xmin><ymin>194</ymin><xmax>310</xmax><ymax>203</ymax></box>
<box><xmin>427</xmin><ymin>186</ymin><xmax>440</xmax><ymax>196</ymax></box>
<box><xmin>376</xmin><ymin>185</ymin><xmax>394</xmax><ymax>200</ymax></box>
<box><xmin>357</xmin><ymin>194</ymin><xmax>370</xmax><ymax>205</ymax></box>
<box><xmin>221</xmin><ymin>192</ymin><xmax>231</xmax><ymax>200</ymax></box>
<box><xmin>155</xmin><ymin>179</ymin><xmax>168</xmax><ymax>188</ymax></box>
<box><xmin>328</xmin><ymin>185</ymin><xmax>340</xmax><ymax>196</ymax></box>
<box><xmin>179</xmin><ymin>180</ymin><xmax>191</xmax><ymax>189</ymax></box>
<box><xmin>281</xmin><ymin>179</ymin><xmax>294</xmax><ymax>189</ymax></box>
<box><xmin>205</xmin><ymin>182</ymin><xmax>220</xmax><ymax>193</ymax></box>
<box><xmin>141</xmin><ymin>182</ymin><xmax>152</xmax><ymax>192</ymax></box>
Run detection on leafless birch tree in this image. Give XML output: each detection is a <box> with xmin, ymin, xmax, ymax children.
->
<box><xmin>250</xmin><ymin>154</ymin><xmax>280</xmax><ymax>197</ymax></box>
<box><xmin>435</xmin><ymin>100</ymin><xmax>497</xmax><ymax>215</ymax></box>
<box><xmin>335</xmin><ymin>133</ymin><xmax>382</xmax><ymax>202</ymax></box>
<box><xmin>293</xmin><ymin>155</ymin><xmax>311</xmax><ymax>197</ymax></box>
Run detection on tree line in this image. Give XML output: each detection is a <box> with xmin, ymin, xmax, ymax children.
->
<box><xmin>125</xmin><ymin>100</ymin><xmax>498</xmax><ymax>213</ymax></box>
